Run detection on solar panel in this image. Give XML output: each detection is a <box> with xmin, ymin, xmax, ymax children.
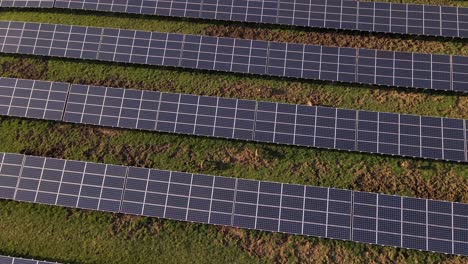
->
<box><xmin>0</xmin><ymin>153</ymin><xmax>24</xmax><ymax>199</ymax></box>
<box><xmin>0</xmin><ymin>255</ymin><xmax>60</xmax><ymax>264</ymax></box>
<box><xmin>1</xmin><ymin>0</ymin><xmax>464</xmax><ymax>38</ymax></box>
<box><xmin>1</xmin><ymin>21</ymin><xmax>466</xmax><ymax>93</ymax></box>
<box><xmin>1</xmin><ymin>152</ymin><xmax>467</xmax><ymax>256</ymax></box>
<box><xmin>1</xmin><ymin>77</ymin><xmax>467</xmax><ymax>163</ymax></box>
<box><xmin>0</xmin><ymin>77</ymin><xmax>70</xmax><ymax>121</ymax></box>
<box><xmin>13</xmin><ymin>154</ymin><xmax>128</xmax><ymax>212</ymax></box>
<box><xmin>0</xmin><ymin>0</ymin><xmax>55</xmax><ymax>8</ymax></box>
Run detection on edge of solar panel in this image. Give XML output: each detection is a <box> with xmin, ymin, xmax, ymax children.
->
<box><xmin>1</xmin><ymin>21</ymin><xmax>467</xmax><ymax>94</ymax></box>
<box><xmin>0</xmin><ymin>255</ymin><xmax>60</xmax><ymax>264</ymax></box>
<box><xmin>0</xmin><ymin>77</ymin><xmax>71</xmax><ymax>121</ymax></box>
<box><xmin>0</xmin><ymin>0</ymin><xmax>55</xmax><ymax>8</ymax></box>
<box><xmin>1</xmin><ymin>151</ymin><xmax>467</xmax><ymax>256</ymax></box>
<box><xmin>0</xmin><ymin>0</ymin><xmax>466</xmax><ymax>39</ymax></box>
<box><xmin>1</xmin><ymin>77</ymin><xmax>467</xmax><ymax>163</ymax></box>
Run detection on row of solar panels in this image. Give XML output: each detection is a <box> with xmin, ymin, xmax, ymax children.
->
<box><xmin>1</xmin><ymin>21</ymin><xmax>467</xmax><ymax>93</ymax></box>
<box><xmin>1</xmin><ymin>0</ymin><xmax>467</xmax><ymax>39</ymax></box>
<box><xmin>1</xmin><ymin>152</ymin><xmax>467</xmax><ymax>256</ymax></box>
<box><xmin>0</xmin><ymin>255</ymin><xmax>59</xmax><ymax>264</ymax></box>
<box><xmin>1</xmin><ymin>77</ymin><xmax>467</xmax><ymax>163</ymax></box>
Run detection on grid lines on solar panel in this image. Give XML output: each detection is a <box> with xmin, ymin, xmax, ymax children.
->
<box><xmin>1</xmin><ymin>152</ymin><xmax>468</xmax><ymax>255</ymax></box>
<box><xmin>0</xmin><ymin>0</ymin><xmax>55</xmax><ymax>8</ymax></box>
<box><xmin>0</xmin><ymin>255</ymin><xmax>61</xmax><ymax>264</ymax></box>
<box><xmin>41</xmin><ymin>0</ymin><xmax>468</xmax><ymax>38</ymax></box>
<box><xmin>0</xmin><ymin>22</ymin><xmax>102</xmax><ymax>59</ymax></box>
<box><xmin>14</xmin><ymin>155</ymin><xmax>127</xmax><ymax>212</ymax></box>
<box><xmin>62</xmin><ymin>84</ymin><xmax>258</xmax><ymax>140</ymax></box>
<box><xmin>0</xmin><ymin>153</ymin><xmax>24</xmax><ymax>200</ymax></box>
<box><xmin>62</xmin><ymin>84</ymin><xmax>468</xmax><ymax>162</ymax></box>
<box><xmin>2</xmin><ymin>21</ymin><xmax>468</xmax><ymax>93</ymax></box>
<box><xmin>0</xmin><ymin>77</ymin><xmax>69</xmax><ymax>121</ymax></box>
<box><xmin>452</xmin><ymin>56</ymin><xmax>468</xmax><ymax>92</ymax></box>
<box><xmin>120</xmin><ymin>168</ymin><xmax>240</xmax><ymax>226</ymax></box>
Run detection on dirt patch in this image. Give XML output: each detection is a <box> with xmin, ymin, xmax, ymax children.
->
<box><xmin>193</xmin><ymin>147</ymin><xmax>271</xmax><ymax>171</ymax></box>
<box><xmin>0</xmin><ymin>56</ymin><xmax>48</xmax><ymax>80</ymax></box>
<box><xmin>94</xmin><ymin>127</ymin><xmax>121</xmax><ymax>137</ymax></box>
<box><xmin>19</xmin><ymin>124</ymin><xmax>69</xmax><ymax>159</ymax></box>
<box><xmin>111</xmin><ymin>143</ymin><xmax>171</xmax><ymax>167</ymax></box>
<box><xmin>219</xmin><ymin>82</ymin><xmax>342</xmax><ymax>107</ymax></box>
<box><xmin>18</xmin><ymin>124</ymin><xmax>170</xmax><ymax>166</ymax></box>
<box><xmin>454</xmin><ymin>97</ymin><xmax>468</xmax><ymax>117</ymax></box>
<box><xmin>291</xmin><ymin>161</ymin><xmax>310</xmax><ymax>175</ymax></box>
<box><xmin>202</xmin><ymin>26</ymin><xmax>467</xmax><ymax>55</ymax></box>
<box><xmin>371</xmin><ymin>90</ymin><xmax>426</xmax><ymax>109</ymax></box>
<box><xmin>221</xmin><ymin>147</ymin><xmax>270</xmax><ymax>169</ymax></box>
<box><xmin>109</xmin><ymin>214</ymin><xmax>162</xmax><ymax>240</ymax></box>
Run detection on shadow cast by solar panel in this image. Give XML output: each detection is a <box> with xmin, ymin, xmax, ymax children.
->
<box><xmin>4</xmin><ymin>7</ymin><xmax>468</xmax><ymax>45</ymax></box>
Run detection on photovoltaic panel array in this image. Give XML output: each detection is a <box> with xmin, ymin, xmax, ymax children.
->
<box><xmin>0</xmin><ymin>255</ymin><xmax>60</xmax><ymax>264</ymax></box>
<box><xmin>1</xmin><ymin>152</ymin><xmax>468</xmax><ymax>256</ymax></box>
<box><xmin>0</xmin><ymin>78</ymin><xmax>69</xmax><ymax>121</ymax></box>
<box><xmin>0</xmin><ymin>0</ymin><xmax>54</xmax><ymax>8</ymax></box>
<box><xmin>1</xmin><ymin>77</ymin><xmax>468</xmax><ymax>163</ymax></box>
<box><xmin>1</xmin><ymin>21</ymin><xmax>468</xmax><ymax>93</ymax></box>
<box><xmin>1</xmin><ymin>0</ymin><xmax>467</xmax><ymax>39</ymax></box>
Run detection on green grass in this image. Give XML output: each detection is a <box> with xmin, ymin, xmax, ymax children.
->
<box><xmin>0</xmin><ymin>201</ymin><xmax>263</xmax><ymax>264</ymax></box>
<box><xmin>0</xmin><ymin>5</ymin><xmax>467</xmax><ymax>264</ymax></box>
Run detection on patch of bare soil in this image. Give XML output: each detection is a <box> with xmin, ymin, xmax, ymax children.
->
<box><xmin>220</xmin><ymin>147</ymin><xmax>270</xmax><ymax>169</ymax></box>
<box><xmin>193</xmin><ymin>147</ymin><xmax>271</xmax><ymax>171</ymax></box>
<box><xmin>109</xmin><ymin>214</ymin><xmax>162</xmax><ymax>240</ymax></box>
<box><xmin>111</xmin><ymin>143</ymin><xmax>171</xmax><ymax>167</ymax></box>
<box><xmin>20</xmin><ymin>124</ymin><xmax>172</xmax><ymax>167</ymax></box>
<box><xmin>21</xmin><ymin>125</ymin><xmax>119</xmax><ymax>160</ymax></box>
<box><xmin>0</xmin><ymin>57</ymin><xmax>48</xmax><ymax>80</ymax></box>
<box><xmin>72</xmin><ymin>129</ymin><xmax>170</xmax><ymax>168</ymax></box>
<box><xmin>455</xmin><ymin>97</ymin><xmax>468</xmax><ymax>117</ymax></box>
<box><xmin>202</xmin><ymin>25</ymin><xmax>467</xmax><ymax>55</ymax></box>
<box><xmin>93</xmin><ymin>127</ymin><xmax>120</xmax><ymax>137</ymax></box>
<box><xmin>371</xmin><ymin>90</ymin><xmax>426</xmax><ymax>109</ymax></box>
<box><xmin>20</xmin><ymin>124</ymin><xmax>69</xmax><ymax>159</ymax></box>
